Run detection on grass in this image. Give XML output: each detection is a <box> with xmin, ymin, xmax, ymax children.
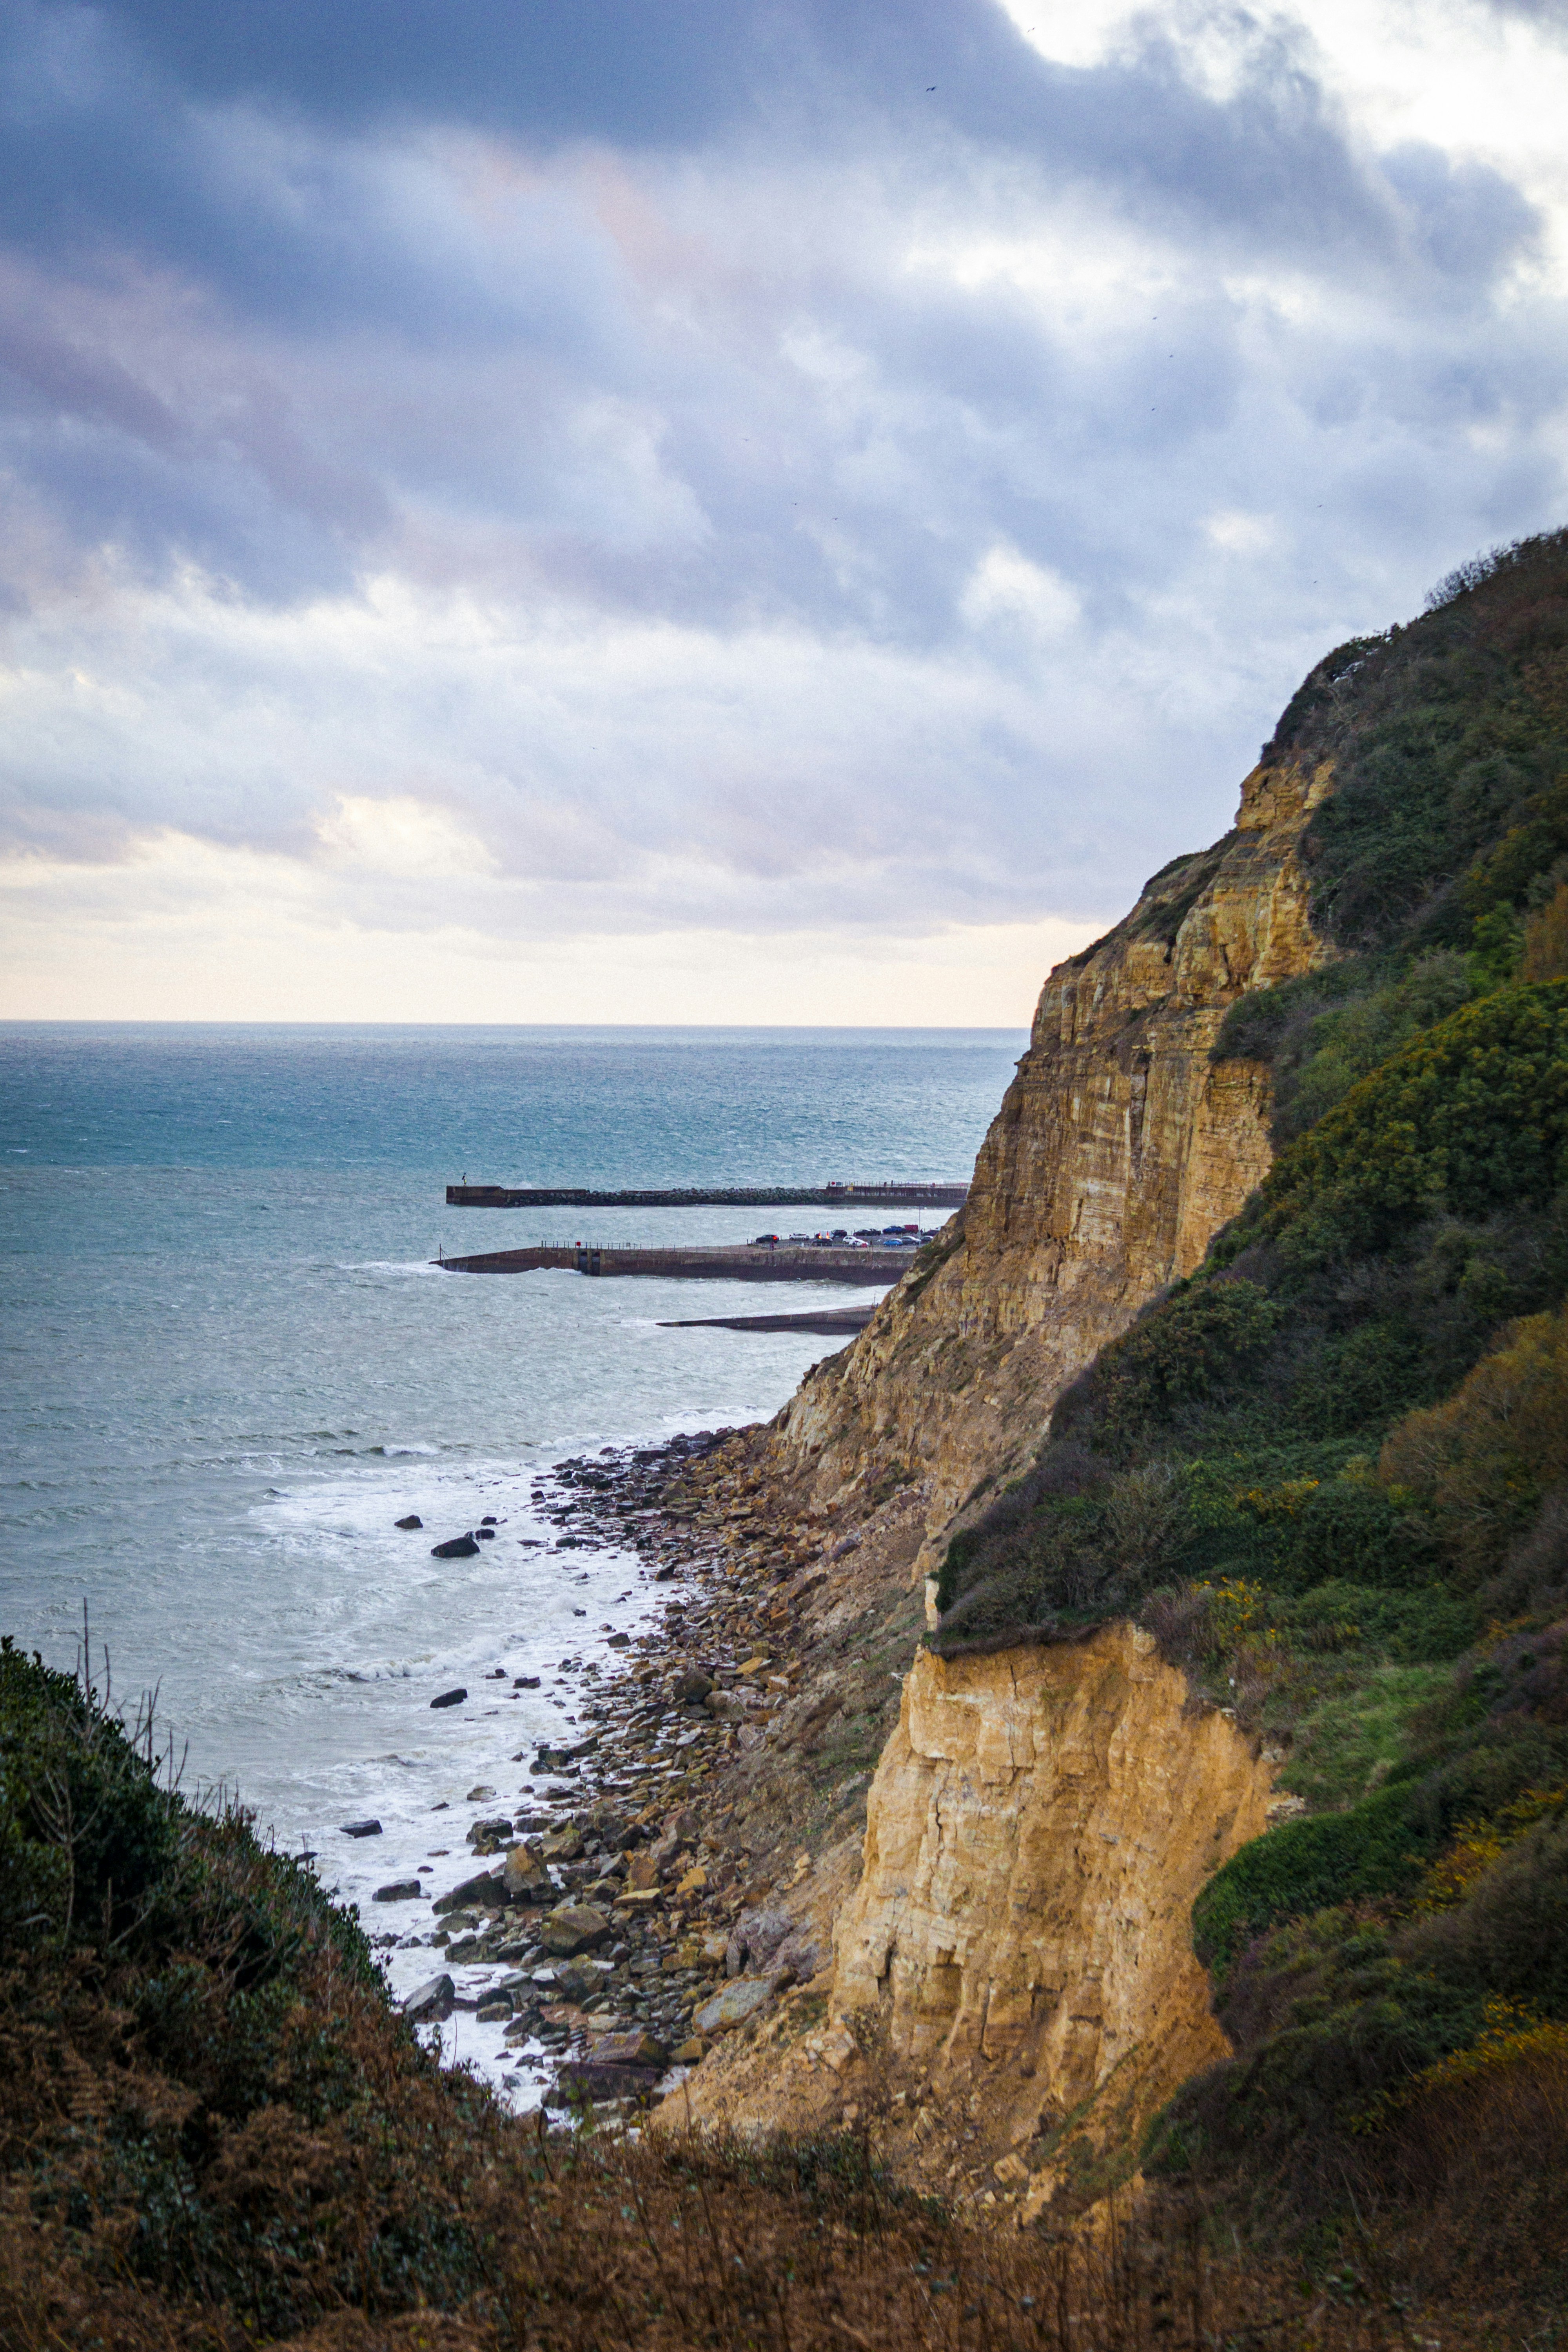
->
<box><xmin>1277</xmin><ymin>1664</ymin><xmax>1455</xmax><ymax>1813</ymax></box>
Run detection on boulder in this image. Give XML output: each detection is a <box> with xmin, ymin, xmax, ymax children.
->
<box><xmin>475</xmin><ymin>1993</ymin><xmax>514</xmax><ymax>2022</ymax></box>
<box><xmin>395</xmin><ymin>1514</ymin><xmax>424</xmax><ymax>1530</ymax></box>
<box><xmin>548</xmin><ymin>2059</ymin><xmax>661</xmax><ymax>2108</ymax></box>
<box><xmin>372</xmin><ymin>1880</ymin><xmax>425</xmax><ymax>1903</ymax></box>
<box><xmin>431</xmin><ymin>1534</ymin><xmax>481</xmax><ymax>1559</ymax></box>
<box><xmin>592</xmin><ymin>2027</ymin><xmax>667</xmax><ymax>2068</ymax></box>
<box><xmin>623</xmin><ymin>1850</ymin><xmax>660</xmax><ymax>1893</ymax></box>
<box><xmin>672</xmin><ymin>1669</ymin><xmax>713</xmax><ymax>1706</ymax></box>
<box><xmin>539</xmin><ymin>1826</ymin><xmax>584</xmax><ymax>1863</ymax></box>
<box><xmin>340</xmin><ymin>1818</ymin><xmax>382</xmax><ymax>1838</ymax></box>
<box><xmin>501</xmin><ymin>1844</ymin><xmax>552</xmax><ymax>1901</ymax></box>
<box><xmin>607</xmin><ymin>1631</ymin><xmax>631</xmax><ymax>1648</ymax></box>
<box><xmin>402</xmin><ymin>1973</ymin><xmax>455</xmax><ymax>2023</ymax></box>
<box><xmin>467</xmin><ymin>1816</ymin><xmax>514</xmax><ymax>1846</ymax></box>
<box><xmin>434</xmin><ymin>1869</ymin><xmax>505</xmax><ymax>1915</ymax></box>
<box><xmin>514</xmin><ymin>1674</ymin><xmax>541</xmax><ymax>1688</ymax></box>
<box><xmin>538</xmin><ymin>1902</ymin><xmax>613</xmax><ymax>1957</ymax></box>
<box><xmin>554</xmin><ymin>1956</ymin><xmax>612</xmax><ymax>2004</ymax></box>
<box><xmin>726</xmin><ymin>1906</ymin><xmax>794</xmax><ymax>1977</ymax></box>
<box><xmin>430</xmin><ymin>1687</ymin><xmax>468</xmax><ymax>1710</ymax></box>
<box><xmin>694</xmin><ymin>1977</ymin><xmax>775</xmax><ymax>2036</ymax></box>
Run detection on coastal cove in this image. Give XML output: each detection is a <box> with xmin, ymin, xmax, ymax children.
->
<box><xmin>0</xmin><ymin>1020</ymin><xmax>1024</xmax><ymax>2113</ymax></box>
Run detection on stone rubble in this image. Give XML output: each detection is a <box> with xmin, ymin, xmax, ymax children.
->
<box><xmin>399</xmin><ymin>1423</ymin><xmax>858</xmax><ymax>2121</ymax></box>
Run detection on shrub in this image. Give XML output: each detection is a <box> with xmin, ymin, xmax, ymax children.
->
<box><xmin>1380</xmin><ymin>1302</ymin><xmax>1568</xmax><ymax>1584</ymax></box>
<box><xmin>1192</xmin><ymin>1786</ymin><xmax>1437</xmax><ymax>1973</ymax></box>
<box><xmin>1059</xmin><ymin>1280</ymin><xmax>1281</xmax><ymax>1459</ymax></box>
<box><xmin>1240</xmin><ymin>981</ymin><xmax>1568</xmax><ymax>1264</ymax></box>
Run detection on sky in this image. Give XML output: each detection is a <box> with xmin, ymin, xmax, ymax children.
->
<box><xmin>2</xmin><ymin>0</ymin><xmax>1566</xmax><ymax>1024</ymax></box>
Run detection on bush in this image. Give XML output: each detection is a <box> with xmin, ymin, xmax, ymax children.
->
<box><xmin>1058</xmin><ymin>1280</ymin><xmax>1281</xmax><ymax>1459</ymax></box>
<box><xmin>1381</xmin><ymin>1301</ymin><xmax>1568</xmax><ymax>1584</ymax></box>
<box><xmin>1234</xmin><ymin>981</ymin><xmax>1568</xmax><ymax>1265</ymax></box>
<box><xmin>1192</xmin><ymin>1786</ymin><xmax>1437</xmax><ymax>1973</ymax></box>
<box><xmin>0</xmin><ymin>1636</ymin><xmax>178</xmax><ymax>1949</ymax></box>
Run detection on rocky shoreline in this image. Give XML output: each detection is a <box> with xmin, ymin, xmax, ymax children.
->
<box><xmin>379</xmin><ymin>1423</ymin><xmax>842</xmax><ymax>2122</ymax></box>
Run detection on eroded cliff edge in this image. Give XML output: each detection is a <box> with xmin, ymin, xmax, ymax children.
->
<box><xmin>677</xmin><ymin>759</ymin><xmax>1334</xmax><ymax>2201</ymax></box>
<box><xmin>684</xmin><ymin>1628</ymin><xmax>1279</xmax><ymax>2212</ymax></box>
<box><xmin>776</xmin><ymin>757</ymin><xmax>1334</xmax><ymax>1569</ymax></box>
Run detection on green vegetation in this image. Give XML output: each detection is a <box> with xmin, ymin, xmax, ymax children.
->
<box><xmin>934</xmin><ymin>534</ymin><xmax>1568</xmax><ymax>2265</ymax></box>
<box><xmin>8</xmin><ymin>1641</ymin><xmax>1431</xmax><ymax>2351</ymax></box>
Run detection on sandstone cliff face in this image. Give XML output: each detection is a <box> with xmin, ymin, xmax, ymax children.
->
<box><xmin>776</xmin><ymin>759</ymin><xmax>1334</xmax><ymax>1563</ymax></box>
<box><xmin>831</xmin><ymin>1633</ymin><xmax>1276</xmax><ymax>2201</ymax></box>
<box><xmin>682</xmin><ymin>1628</ymin><xmax>1278</xmax><ymax>2210</ymax></box>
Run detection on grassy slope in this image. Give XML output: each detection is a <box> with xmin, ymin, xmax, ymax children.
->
<box><xmin>933</xmin><ymin>532</ymin><xmax>1568</xmax><ymax>2282</ymax></box>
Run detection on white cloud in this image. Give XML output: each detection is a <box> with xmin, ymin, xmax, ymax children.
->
<box><xmin>1</xmin><ymin>0</ymin><xmax>1565</xmax><ymax>1018</ymax></box>
<box><xmin>960</xmin><ymin>542</ymin><xmax>1081</xmax><ymax>637</ymax></box>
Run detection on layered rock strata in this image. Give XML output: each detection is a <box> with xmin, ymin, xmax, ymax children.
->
<box><xmin>832</xmin><ymin>1631</ymin><xmax>1276</xmax><ymax>2204</ymax></box>
<box><xmin>776</xmin><ymin>758</ymin><xmax>1334</xmax><ymax>1562</ymax></box>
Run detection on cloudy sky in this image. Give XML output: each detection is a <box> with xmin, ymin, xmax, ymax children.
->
<box><xmin>2</xmin><ymin>0</ymin><xmax>1565</xmax><ymax>1022</ymax></box>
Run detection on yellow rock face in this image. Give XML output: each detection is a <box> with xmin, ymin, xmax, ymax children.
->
<box><xmin>833</xmin><ymin>1629</ymin><xmax>1275</xmax><ymax>2176</ymax></box>
<box><xmin>777</xmin><ymin>757</ymin><xmax>1334</xmax><ymax>1558</ymax></box>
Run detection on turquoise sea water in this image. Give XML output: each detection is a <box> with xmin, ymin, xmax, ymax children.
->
<box><xmin>1</xmin><ymin>1022</ymin><xmax>1020</xmax><ymax>2051</ymax></box>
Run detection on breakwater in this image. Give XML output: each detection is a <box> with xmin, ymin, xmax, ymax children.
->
<box><xmin>446</xmin><ymin>1182</ymin><xmax>967</xmax><ymax>1208</ymax></box>
<box><xmin>435</xmin><ymin>1243</ymin><xmax>904</xmax><ymax>1282</ymax></box>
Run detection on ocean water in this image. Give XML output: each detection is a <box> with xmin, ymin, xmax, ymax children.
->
<box><xmin>1</xmin><ymin>1023</ymin><xmax>1021</xmax><ymax>2069</ymax></box>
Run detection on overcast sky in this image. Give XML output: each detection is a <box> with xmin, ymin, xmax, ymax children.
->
<box><xmin>2</xmin><ymin>0</ymin><xmax>1565</xmax><ymax>1022</ymax></box>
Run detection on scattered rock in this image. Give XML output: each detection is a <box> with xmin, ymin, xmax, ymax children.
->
<box><xmin>693</xmin><ymin>1977</ymin><xmax>775</xmax><ymax>2035</ymax></box>
<box><xmin>395</xmin><ymin>1514</ymin><xmax>424</xmax><ymax>1530</ymax></box>
<box><xmin>431</xmin><ymin>1534</ymin><xmax>480</xmax><ymax>1559</ymax></box>
<box><xmin>539</xmin><ymin>1902</ymin><xmax>613</xmax><ymax>1957</ymax></box>
<box><xmin>402</xmin><ymin>1973</ymin><xmax>455</xmax><ymax>2022</ymax></box>
<box><xmin>430</xmin><ymin>1687</ymin><xmax>468</xmax><ymax>1710</ymax></box>
<box><xmin>372</xmin><ymin>1881</ymin><xmax>425</xmax><ymax>1903</ymax></box>
<box><xmin>340</xmin><ymin>1818</ymin><xmax>382</xmax><ymax>1838</ymax></box>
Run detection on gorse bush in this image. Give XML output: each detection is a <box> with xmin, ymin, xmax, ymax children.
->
<box><xmin>1223</xmin><ymin>981</ymin><xmax>1568</xmax><ymax>1265</ymax></box>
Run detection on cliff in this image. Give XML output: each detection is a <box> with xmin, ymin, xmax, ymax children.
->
<box><xmin>684</xmin><ymin>1625</ymin><xmax>1279</xmax><ymax>2214</ymax></box>
<box><xmin>775</xmin><ymin>759</ymin><xmax>1335</xmax><ymax>1566</ymax></box>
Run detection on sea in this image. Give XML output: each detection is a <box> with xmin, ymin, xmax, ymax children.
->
<box><xmin>1</xmin><ymin>1022</ymin><xmax>1022</xmax><ymax>2078</ymax></box>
